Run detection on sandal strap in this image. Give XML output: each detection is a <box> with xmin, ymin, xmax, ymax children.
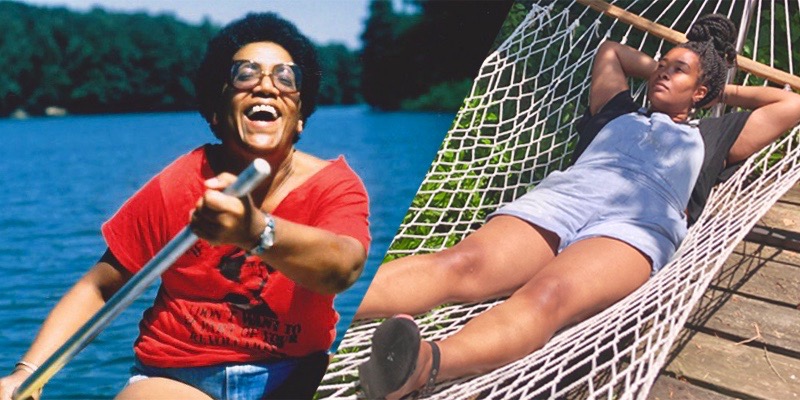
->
<box><xmin>418</xmin><ymin>341</ymin><xmax>440</xmax><ymax>398</ymax></box>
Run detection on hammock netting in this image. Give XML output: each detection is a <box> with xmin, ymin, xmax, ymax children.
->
<box><xmin>318</xmin><ymin>1</ymin><xmax>800</xmax><ymax>398</ymax></box>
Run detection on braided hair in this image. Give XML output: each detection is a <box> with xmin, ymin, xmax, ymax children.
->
<box><xmin>677</xmin><ymin>14</ymin><xmax>738</xmax><ymax>108</ymax></box>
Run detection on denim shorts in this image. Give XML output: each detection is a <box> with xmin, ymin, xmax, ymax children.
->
<box><xmin>491</xmin><ymin>167</ymin><xmax>687</xmax><ymax>273</ymax></box>
<box><xmin>127</xmin><ymin>353</ymin><xmax>326</xmax><ymax>400</ymax></box>
<box><xmin>491</xmin><ymin>111</ymin><xmax>702</xmax><ymax>274</ymax></box>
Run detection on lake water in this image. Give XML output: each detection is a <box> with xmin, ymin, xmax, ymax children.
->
<box><xmin>0</xmin><ymin>105</ymin><xmax>452</xmax><ymax>398</ymax></box>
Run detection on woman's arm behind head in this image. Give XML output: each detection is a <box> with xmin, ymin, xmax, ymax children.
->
<box><xmin>589</xmin><ymin>41</ymin><xmax>657</xmax><ymax>115</ymax></box>
<box><xmin>723</xmin><ymin>85</ymin><xmax>800</xmax><ymax>164</ymax></box>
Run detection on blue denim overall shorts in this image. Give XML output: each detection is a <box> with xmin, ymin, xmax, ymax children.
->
<box><xmin>492</xmin><ymin>109</ymin><xmax>704</xmax><ymax>272</ymax></box>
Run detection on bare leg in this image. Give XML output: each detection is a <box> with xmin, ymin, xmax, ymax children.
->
<box><xmin>390</xmin><ymin>237</ymin><xmax>651</xmax><ymax>397</ymax></box>
<box><xmin>356</xmin><ymin>216</ymin><xmax>559</xmax><ymax>319</ymax></box>
<box><xmin>115</xmin><ymin>377</ymin><xmax>212</xmax><ymax>400</ymax></box>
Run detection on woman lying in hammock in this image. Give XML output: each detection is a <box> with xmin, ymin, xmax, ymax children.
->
<box><xmin>354</xmin><ymin>14</ymin><xmax>800</xmax><ymax>399</ymax></box>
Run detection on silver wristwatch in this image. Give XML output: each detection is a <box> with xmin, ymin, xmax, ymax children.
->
<box><xmin>248</xmin><ymin>213</ymin><xmax>275</xmax><ymax>255</ymax></box>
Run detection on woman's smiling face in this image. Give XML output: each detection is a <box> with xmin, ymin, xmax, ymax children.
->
<box><xmin>218</xmin><ymin>41</ymin><xmax>303</xmax><ymax>159</ymax></box>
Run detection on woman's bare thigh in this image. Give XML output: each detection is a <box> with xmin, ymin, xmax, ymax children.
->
<box><xmin>438</xmin><ymin>215</ymin><xmax>560</xmax><ymax>301</ymax></box>
<box><xmin>356</xmin><ymin>215</ymin><xmax>560</xmax><ymax>318</ymax></box>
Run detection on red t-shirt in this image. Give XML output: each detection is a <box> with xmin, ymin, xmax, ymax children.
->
<box><xmin>102</xmin><ymin>145</ymin><xmax>370</xmax><ymax>367</ymax></box>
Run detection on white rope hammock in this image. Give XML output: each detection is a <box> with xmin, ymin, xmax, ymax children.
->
<box><xmin>318</xmin><ymin>1</ymin><xmax>800</xmax><ymax>398</ymax></box>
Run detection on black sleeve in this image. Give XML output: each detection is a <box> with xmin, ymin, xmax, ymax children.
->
<box><xmin>687</xmin><ymin>111</ymin><xmax>752</xmax><ymax>225</ymax></box>
<box><xmin>569</xmin><ymin>90</ymin><xmax>639</xmax><ymax>166</ymax></box>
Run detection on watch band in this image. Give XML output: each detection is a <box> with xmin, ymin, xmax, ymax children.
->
<box><xmin>248</xmin><ymin>213</ymin><xmax>275</xmax><ymax>255</ymax></box>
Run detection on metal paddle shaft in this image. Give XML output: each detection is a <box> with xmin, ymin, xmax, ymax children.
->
<box><xmin>13</xmin><ymin>158</ymin><xmax>272</xmax><ymax>400</ymax></box>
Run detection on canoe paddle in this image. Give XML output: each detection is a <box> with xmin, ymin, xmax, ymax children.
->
<box><xmin>13</xmin><ymin>158</ymin><xmax>272</xmax><ymax>400</ymax></box>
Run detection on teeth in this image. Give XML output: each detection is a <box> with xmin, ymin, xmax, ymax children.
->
<box><xmin>246</xmin><ymin>104</ymin><xmax>278</xmax><ymax>118</ymax></box>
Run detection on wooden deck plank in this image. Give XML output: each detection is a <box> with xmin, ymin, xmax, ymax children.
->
<box><xmin>649</xmin><ymin>376</ymin><xmax>737</xmax><ymax>400</ymax></box>
<box><xmin>746</xmin><ymin>225</ymin><xmax>800</xmax><ymax>253</ymax></box>
<box><xmin>731</xmin><ymin>241</ymin><xmax>800</xmax><ymax>269</ymax></box>
<box><xmin>739</xmin><ymin>179</ymin><xmax>800</xmax><ymax>252</ymax></box>
<box><xmin>687</xmin><ymin>289</ymin><xmax>800</xmax><ymax>356</ymax></box>
<box><xmin>663</xmin><ymin>332</ymin><xmax>800</xmax><ymax>399</ymax></box>
<box><xmin>712</xmin><ymin>248</ymin><xmax>800</xmax><ymax>306</ymax></box>
<box><xmin>745</xmin><ymin>183</ymin><xmax>800</xmax><ymax>253</ymax></box>
<box><xmin>774</xmin><ymin>182</ymin><xmax>800</xmax><ymax>206</ymax></box>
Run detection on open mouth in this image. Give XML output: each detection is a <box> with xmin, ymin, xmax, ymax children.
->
<box><xmin>245</xmin><ymin>104</ymin><xmax>279</xmax><ymax>122</ymax></box>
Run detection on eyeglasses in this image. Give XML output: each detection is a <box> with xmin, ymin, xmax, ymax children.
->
<box><xmin>230</xmin><ymin>60</ymin><xmax>302</xmax><ymax>93</ymax></box>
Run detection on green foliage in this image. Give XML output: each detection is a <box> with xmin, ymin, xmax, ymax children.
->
<box><xmin>490</xmin><ymin>1</ymin><xmax>534</xmax><ymax>50</ymax></box>
<box><xmin>381</xmin><ymin>1</ymin><xmax>592</xmax><ymax>257</ymax></box>
<box><xmin>360</xmin><ymin>0</ymin><xmax>514</xmax><ymax>111</ymax></box>
<box><xmin>317</xmin><ymin>43</ymin><xmax>362</xmax><ymax>105</ymax></box>
<box><xmin>0</xmin><ymin>2</ymin><xmax>217</xmax><ymax>116</ymax></box>
<box><xmin>359</xmin><ymin>0</ymin><xmax>419</xmax><ymax>110</ymax></box>
<box><xmin>0</xmin><ymin>1</ymin><xmax>363</xmax><ymax>117</ymax></box>
<box><xmin>400</xmin><ymin>79</ymin><xmax>472</xmax><ymax>111</ymax></box>
<box><xmin>741</xmin><ymin>2</ymin><xmax>800</xmax><ymax>88</ymax></box>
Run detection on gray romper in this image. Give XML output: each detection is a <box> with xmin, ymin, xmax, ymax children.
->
<box><xmin>492</xmin><ymin>109</ymin><xmax>704</xmax><ymax>272</ymax></box>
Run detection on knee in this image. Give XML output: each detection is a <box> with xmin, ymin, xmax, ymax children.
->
<box><xmin>433</xmin><ymin>246</ymin><xmax>490</xmax><ymax>300</ymax></box>
<box><xmin>516</xmin><ymin>276</ymin><xmax>572</xmax><ymax>317</ymax></box>
<box><xmin>436</xmin><ymin>246</ymin><xmax>482</xmax><ymax>274</ymax></box>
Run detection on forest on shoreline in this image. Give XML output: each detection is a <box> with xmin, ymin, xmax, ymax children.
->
<box><xmin>0</xmin><ymin>0</ymin><xmax>515</xmax><ymax>118</ymax></box>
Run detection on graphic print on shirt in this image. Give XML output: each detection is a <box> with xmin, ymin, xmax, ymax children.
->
<box><xmin>180</xmin><ymin>246</ymin><xmax>301</xmax><ymax>356</ymax></box>
<box><xmin>217</xmin><ymin>249</ymin><xmax>278</xmax><ymax>315</ymax></box>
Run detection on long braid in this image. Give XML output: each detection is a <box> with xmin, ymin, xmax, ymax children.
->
<box><xmin>678</xmin><ymin>14</ymin><xmax>737</xmax><ymax>108</ymax></box>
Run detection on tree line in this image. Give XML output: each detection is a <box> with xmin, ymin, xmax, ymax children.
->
<box><xmin>0</xmin><ymin>1</ymin><xmax>212</xmax><ymax>116</ymax></box>
<box><xmin>0</xmin><ymin>0</ymin><xmax>513</xmax><ymax>117</ymax></box>
<box><xmin>360</xmin><ymin>0</ymin><xmax>514</xmax><ymax>111</ymax></box>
